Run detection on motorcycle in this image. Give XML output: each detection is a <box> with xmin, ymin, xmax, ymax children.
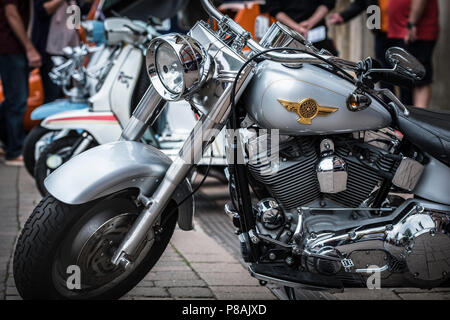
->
<box><xmin>13</xmin><ymin>0</ymin><xmax>450</xmax><ymax>299</ymax></box>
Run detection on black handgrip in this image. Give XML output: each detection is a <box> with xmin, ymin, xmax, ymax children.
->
<box><xmin>371</xmin><ymin>71</ymin><xmax>415</xmax><ymax>89</ymax></box>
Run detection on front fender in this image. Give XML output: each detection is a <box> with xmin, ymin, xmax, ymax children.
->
<box><xmin>44</xmin><ymin>141</ymin><xmax>194</xmax><ymax>230</ymax></box>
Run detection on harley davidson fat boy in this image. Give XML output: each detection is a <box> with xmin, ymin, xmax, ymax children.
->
<box><xmin>13</xmin><ymin>0</ymin><xmax>450</xmax><ymax>299</ymax></box>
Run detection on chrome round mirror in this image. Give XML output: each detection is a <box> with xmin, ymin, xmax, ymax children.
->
<box><xmin>386</xmin><ymin>47</ymin><xmax>426</xmax><ymax>80</ymax></box>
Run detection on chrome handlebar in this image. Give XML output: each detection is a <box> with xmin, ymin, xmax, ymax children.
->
<box><xmin>200</xmin><ymin>0</ymin><xmax>358</xmax><ymax>69</ymax></box>
<box><xmin>200</xmin><ymin>0</ymin><xmax>412</xmax><ymax>116</ymax></box>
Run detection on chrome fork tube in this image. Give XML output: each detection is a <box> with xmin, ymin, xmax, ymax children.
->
<box><xmin>111</xmin><ymin>67</ymin><xmax>254</xmax><ymax>267</ymax></box>
<box><xmin>120</xmin><ymin>84</ymin><xmax>167</xmax><ymax>141</ymax></box>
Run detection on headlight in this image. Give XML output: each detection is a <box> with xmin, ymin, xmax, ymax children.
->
<box><xmin>146</xmin><ymin>34</ymin><xmax>210</xmax><ymax>101</ymax></box>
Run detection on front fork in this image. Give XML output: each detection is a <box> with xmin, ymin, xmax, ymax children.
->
<box><xmin>111</xmin><ymin>68</ymin><xmax>253</xmax><ymax>268</ymax></box>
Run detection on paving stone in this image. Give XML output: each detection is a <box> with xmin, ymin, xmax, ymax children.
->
<box><xmin>198</xmin><ymin>272</ymin><xmax>261</xmax><ymax>287</ymax></box>
<box><xmin>152</xmin><ymin>264</ymin><xmax>192</xmax><ymax>272</ymax></box>
<box><xmin>168</xmin><ymin>287</ymin><xmax>214</xmax><ymax>298</ymax></box>
<box><xmin>126</xmin><ymin>286</ymin><xmax>169</xmax><ymax>297</ymax></box>
<box><xmin>6</xmin><ymin>286</ymin><xmax>19</xmax><ymax>296</ymax></box>
<box><xmin>136</xmin><ymin>280</ymin><xmax>155</xmax><ymax>287</ymax></box>
<box><xmin>123</xmin><ymin>296</ymin><xmax>174</xmax><ymax>300</ymax></box>
<box><xmin>145</xmin><ymin>271</ymin><xmax>200</xmax><ymax>281</ymax></box>
<box><xmin>180</xmin><ymin>253</ymin><xmax>236</xmax><ymax>263</ymax></box>
<box><xmin>154</xmin><ymin>279</ymin><xmax>207</xmax><ymax>287</ymax></box>
<box><xmin>6</xmin><ymin>276</ymin><xmax>16</xmax><ymax>287</ymax></box>
<box><xmin>190</xmin><ymin>262</ymin><xmax>245</xmax><ymax>273</ymax></box>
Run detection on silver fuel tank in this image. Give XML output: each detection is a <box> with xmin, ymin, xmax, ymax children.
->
<box><xmin>242</xmin><ymin>61</ymin><xmax>392</xmax><ymax>136</ymax></box>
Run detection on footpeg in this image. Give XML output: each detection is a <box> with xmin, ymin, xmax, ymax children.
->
<box><xmin>341</xmin><ymin>258</ymin><xmax>354</xmax><ymax>272</ymax></box>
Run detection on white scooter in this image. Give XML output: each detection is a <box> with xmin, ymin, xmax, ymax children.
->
<box><xmin>33</xmin><ymin>17</ymin><xmax>164</xmax><ymax>195</ymax></box>
<box><xmin>35</xmin><ymin>18</ymin><xmax>228</xmax><ymax>195</ymax></box>
<box><xmin>22</xmin><ymin>22</ymin><xmax>114</xmax><ymax>176</ymax></box>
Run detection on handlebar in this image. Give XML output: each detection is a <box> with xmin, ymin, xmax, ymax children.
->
<box><xmin>200</xmin><ymin>0</ymin><xmax>358</xmax><ymax>69</ymax></box>
<box><xmin>371</xmin><ymin>71</ymin><xmax>414</xmax><ymax>89</ymax></box>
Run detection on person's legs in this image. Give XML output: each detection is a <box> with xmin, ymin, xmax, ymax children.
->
<box><xmin>0</xmin><ymin>54</ymin><xmax>29</xmax><ymax>160</ymax></box>
<box><xmin>40</xmin><ymin>55</ymin><xmax>62</xmax><ymax>103</ymax></box>
<box><xmin>388</xmin><ymin>38</ymin><xmax>414</xmax><ymax>105</ymax></box>
<box><xmin>413</xmin><ymin>85</ymin><xmax>432</xmax><ymax>108</ymax></box>
<box><xmin>404</xmin><ymin>40</ymin><xmax>436</xmax><ymax>108</ymax></box>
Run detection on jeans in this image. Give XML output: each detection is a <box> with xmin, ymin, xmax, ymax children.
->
<box><xmin>0</xmin><ymin>54</ymin><xmax>29</xmax><ymax>159</ymax></box>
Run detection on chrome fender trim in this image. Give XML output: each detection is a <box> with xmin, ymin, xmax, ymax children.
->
<box><xmin>44</xmin><ymin>141</ymin><xmax>194</xmax><ymax>230</ymax></box>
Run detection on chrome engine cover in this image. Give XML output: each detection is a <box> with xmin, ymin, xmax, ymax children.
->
<box><xmin>305</xmin><ymin>200</ymin><xmax>450</xmax><ymax>287</ymax></box>
<box><xmin>386</xmin><ymin>208</ymin><xmax>450</xmax><ymax>282</ymax></box>
<box><xmin>247</xmin><ymin>132</ymin><xmax>398</xmax><ymax>210</ymax></box>
<box><xmin>316</xmin><ymin>139</ymin><xmax>347</xmax><ymax>194</ymax></box>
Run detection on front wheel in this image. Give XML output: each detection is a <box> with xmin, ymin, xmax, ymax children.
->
<box><xmin>13</xmin><ymin>192</ymin><xmax>177</xmax><ymax>299</ymax></box>
<box><xmin>23</xmin><ymin>126</ymin><xmax>56</xmax><ymax>176</ymax></box>
<box><xmin>34</xmin><ymin>135</ymin><xmax>96</xmax><ymax>196</ymax></box>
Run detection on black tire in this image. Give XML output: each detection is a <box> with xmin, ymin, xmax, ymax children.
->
<box><xmin>130</xmin><ymin>58</ymin><xmax>151</xmax><ymax>115</ymax></box>
<box><xmin>23</xmin><ymin>125</ymin><xmax>53</xmax><ymax>176</ymax></box>
<box><xmin>34</xmin><ymin>135</ymin><xmax>82</xmax><ymax>196</ymax></box>
<box><xmin>13</xmin><ymin>192</ymin><xmax>178</xmax><ymax>299</ymax></box>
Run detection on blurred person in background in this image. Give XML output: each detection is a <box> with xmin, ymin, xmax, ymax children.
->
<box><xmin>31</xmin><ymin>0</ymin><xmax>66</xmax><ymax>103</ymax></box>
<box><xmin>0</xmin><ymin>0</ymin><xmax>42</xmax><ymax>165</ymax></box>
<box><xmin>328</xmin><ymin>0</ymin><xmax>393</xmax><ymax>90</ymax></box>
<box><xmin>388</xmin><ymin>0</ymin><xmax>440</xmax><ymax>108</ymax></box>
<box><xmin>266</xmin><ymin>0</ymin><xmax>338</xmax><ymax>56</ymax></box>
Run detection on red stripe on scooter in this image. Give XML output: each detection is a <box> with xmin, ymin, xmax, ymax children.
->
<box><xmin>47</xmin><ymin>115</ymin><xmax>117</xmax><ymax>122</ymax></box>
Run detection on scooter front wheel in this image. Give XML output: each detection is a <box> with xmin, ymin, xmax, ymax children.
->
<box><xmin>34</xmin><ymin>135</ymin><xmax>97</xmax><ymax>196</ymax></box>
<box><xmin>23</xmin><ymin>126</ymin><xmax>54</xmax><ymax>176</ymax></box>
<box><xmin>13</xmin><ymin>192</ymin><xmax>178</xmax><ymax>299</ymax></box>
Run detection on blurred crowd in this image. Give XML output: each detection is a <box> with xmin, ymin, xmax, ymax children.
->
<box><xmin>0</xmin><ymin>0</ymin><xmax>441</xmax><ymax>166</ymax></box>
<box><xmin>0</xmin><ymin>0</ymin><xmax>92</xmax><ymax>165</ymax></box>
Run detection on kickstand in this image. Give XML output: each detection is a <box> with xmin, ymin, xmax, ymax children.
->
<box><xmin>284</xmin><ymin>286</ymin><xmax>296</xmax><ymax>300</ymax></box>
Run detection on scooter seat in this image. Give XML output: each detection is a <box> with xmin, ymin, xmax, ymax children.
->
<box><xmin>395</xmin><ymin>106</ymin><xmax>450</xmax><ymax>165</ymax></box>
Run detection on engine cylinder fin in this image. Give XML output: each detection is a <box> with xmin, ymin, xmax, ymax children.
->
<box><xmin>248</xmin><ymin>133</ymin><xmax>399</xmax><ymax>210</ymax></box>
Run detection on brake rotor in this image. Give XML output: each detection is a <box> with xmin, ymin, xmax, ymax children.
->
<box><xmin>76</xmin><ymin>213</ymin><xmax>136</xmax><ymax>287</ymax></box>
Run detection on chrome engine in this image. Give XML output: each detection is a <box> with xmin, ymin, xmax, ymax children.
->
<box><xmin>246</xmin><ymin>129</ymin><xmax>450</xmax><ymax>288</ymax></box>
<box><xmin>248</xmin><ymin>130</ymin><xmax>399</xmax><ymax>210</ymax></box>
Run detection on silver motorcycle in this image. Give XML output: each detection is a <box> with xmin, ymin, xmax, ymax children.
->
<box><xmin>13</xmin><ymin>0</ymin><xmax>450</xmax><ymax>299</ymax></box>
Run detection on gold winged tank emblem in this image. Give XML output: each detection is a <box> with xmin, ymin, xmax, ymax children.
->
<box><xmin>277</xmin><ymin>98</ymin><xmax>338</xmax><ymax>125</ymax></box>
